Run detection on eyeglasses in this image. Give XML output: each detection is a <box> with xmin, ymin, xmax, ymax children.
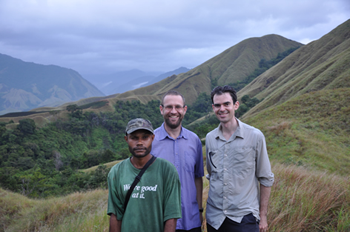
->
<box><xmin>161</xmin><ymin>104</ymin><xmax>185</xmax><ymax>111</ymax></box>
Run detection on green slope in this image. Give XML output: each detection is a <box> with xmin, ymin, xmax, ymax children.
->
<box><xmin>244</xmin><ymin>88</ymin><xmax>350</xmax><ymax>176</ymax></box>
<box><xmin>239</xmin><ymin>19</ymin><xmax>350</xmax><ymax>118</ymax></box>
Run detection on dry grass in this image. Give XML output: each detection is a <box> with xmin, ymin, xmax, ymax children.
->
<box><xmin>1</xmin><ymin>162</ymin><xmax>349</xmax><ymax>232</ymax></box>
<box><xmin>268</xmin><ymin>162</ymin><xmax>350</xmax><ymax>231</ymax></box>
<box><xmin>1</xmin><ymin>189</ymin><xmax>109</xmax><ymax>232</ymax></box>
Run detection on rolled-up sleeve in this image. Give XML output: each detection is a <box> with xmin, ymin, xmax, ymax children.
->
<box><xmin>256</xmin><ymin>132</ymin><xmax>274</xmax><ymax>187</ymax></box>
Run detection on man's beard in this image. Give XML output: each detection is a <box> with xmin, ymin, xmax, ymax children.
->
<box><xmin>128</xmin><ymin>145</ymin><xmax>152</xmax><ymax>158</ymax></box>
<box><xmin>164</xmin><ymin>115</ymin><xmax>183</xmax><ymax>129</ymax></box>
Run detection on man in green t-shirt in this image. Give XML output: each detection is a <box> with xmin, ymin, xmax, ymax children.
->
<box><xmin>107</xmin><ymin>118</ymin><xmax>182</xmax><ymax>232</ymax></box>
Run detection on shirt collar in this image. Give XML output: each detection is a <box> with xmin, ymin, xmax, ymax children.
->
<box><xmin>215</xmin><ymin>118</ymin><xmax>244</xmax><ymax>141</ymax></box>
<box><xmin>158</xmin><ymin>123</ymin><xmax>188</xmax><ymax>140</ymax></box>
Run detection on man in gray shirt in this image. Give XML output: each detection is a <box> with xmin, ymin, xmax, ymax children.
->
<box><xmin>205</xmin><ymin>85</ymin><xmax>274</xmax><ymax>232</ymax></box>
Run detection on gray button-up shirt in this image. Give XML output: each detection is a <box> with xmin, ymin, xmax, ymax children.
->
<box><xmin>205</xmin><ymin>118</ymin><xmax>274</xmax><ymax>230</ymax></box>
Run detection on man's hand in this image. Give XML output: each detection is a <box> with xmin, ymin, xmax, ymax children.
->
<box><xmin>259</xmin><ymin>184</ymin><xmax>271</xmax><ymax>232</ymax></box>
<box><xmin>259</xmin><ymin>215</ymin><xmax>268</xmax><ymax>232</ymax></box>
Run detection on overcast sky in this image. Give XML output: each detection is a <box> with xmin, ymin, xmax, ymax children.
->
<box><xmin>0</xmin><ymin>0</ymin><xmax>349</xmax><ymax>81</ymax></box>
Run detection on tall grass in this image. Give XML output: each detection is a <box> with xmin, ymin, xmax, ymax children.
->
<box><xmin>2</xmin><ymin>162</ymin><xmax>349</xmax><ymax>232</ymax></box>
<box><xmin>1</xmin><ymin>189</ymin><xmax>109</xmax><ymax>232</ymax></box>
<box><xmin>268</xmin><ymin>162</ymin><xmax>350</xmax><ymax>231</ymax></box>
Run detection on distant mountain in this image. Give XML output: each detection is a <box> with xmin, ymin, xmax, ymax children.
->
<box><xmin>94</xmin><ymin>69</ymin><xmax>153</xmax><ymax>95</ymax></box>
<box><xmin>0</xmin><ymin>53</ymin><xmax>104</xmax><ymax>115</ymax></box>
<box><xmin>95</xmin><ymin>67</ymin><xmax>190</xmax><ymax>95</ymax></box>
<box><xmin>149</xmin><ymin>67</ymin><xmax>190</xmax><ymax>85</ymax></box>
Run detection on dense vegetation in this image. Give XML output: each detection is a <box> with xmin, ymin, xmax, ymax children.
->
<box><xmin>0</xmin><ymin>94</ymin><xmax>260</xmax><ymax>198</ymax></box>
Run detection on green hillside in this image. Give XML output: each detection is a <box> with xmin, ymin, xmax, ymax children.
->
<box><xmin>244</xmin><ymin>88</ymin><xmax>350</xmax><ymax>175</ymax></box>
<box><xmin>239</xmin><ymin>19</ymin><xmax>350</xmax><ymax>118</ymax></box>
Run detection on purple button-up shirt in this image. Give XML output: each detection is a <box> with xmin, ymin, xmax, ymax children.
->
<box><xmin>151</xmin><ymin>123</ymin><xmax>204</xmax><ymax>230</ymax></box>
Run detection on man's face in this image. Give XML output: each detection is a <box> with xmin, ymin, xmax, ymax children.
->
<box><xmin>160</xmin><ymin>95</ymin><xmax>187</xmax><ymax>129</ymax></box>
<box><xmin>212</xmin><ymin>92</ymin><xmax>239</xmax><ymax>124</ymax></box>
<box><xmin>124</xmin><ymin>130</ymin><xmax>155</xmax><ymax>158</ymax></box>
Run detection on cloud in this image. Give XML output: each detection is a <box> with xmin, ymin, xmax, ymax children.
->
<box><xmin>0</xmin><ymin>0</ymin><xmax>349</xmax><ymax>82</ymax></box>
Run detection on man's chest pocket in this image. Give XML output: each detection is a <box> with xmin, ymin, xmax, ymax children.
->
<box><xmin>231</xmin><ymin>147</ymin><xmax>256</xmax><ymax>173</ymax></box>
<box><xmin>184</xmin><ymin>152</ymin><xmax>196</xmax><ymax>173</ymax></box>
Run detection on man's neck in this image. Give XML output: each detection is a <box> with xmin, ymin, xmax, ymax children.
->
<box><xmin>164</xmin><ymin>123</ymin><xmax>182</xmax><ymax>139</ymax></box>
<box><xmin>220</xmin><ymin>118</ymin><xmax>239</xmax><ymax>141</ymax></box>
<box><xmin>130</xmin><ymin>154</ymin><xmax>152</xmax><ymax>169</ymax></box>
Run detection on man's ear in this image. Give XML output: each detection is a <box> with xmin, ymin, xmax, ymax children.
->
<box><xmin>159</xmin><ymin>105</ymin><xmax>164</xmax><ymax>116</ymax></box>
<box><xmin>183</xmin><ymin>105</ymin><xmax>188</xmax><ymax>115</ymax></box>
<box><xmin>234</xmin><ymin>101</ymin><xmax>240</xmax><ymax>110</ymax></box>
<box><xmin>124</xmin><ymin>135</ymin><xmax>128</xmax><ymax>142</ymax></box>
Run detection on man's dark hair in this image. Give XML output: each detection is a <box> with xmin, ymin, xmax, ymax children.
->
<box><xmin>161</xmin><ymin>90</ymin><xmax>186</xmax><ymax>105</ymax></box>
<box><xmin>210</xmin><ymin>85</ymin><xmax>237</xmax><ymax>104</ymax></box>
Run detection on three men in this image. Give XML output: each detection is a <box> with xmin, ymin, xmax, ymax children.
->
<box><xmin>206</xmin><ymin>85</ymin><xmax>274</xmax><ymax>232</ymax></box>
<box><xmin>151</xmin><ymin>90</ymin><xmax>204</xmax><ymax>232</ymax></box>
<box><xmin>107</xmin><ymin>118</ymin><xmax>182</xmax><ymax>232</ymax></box>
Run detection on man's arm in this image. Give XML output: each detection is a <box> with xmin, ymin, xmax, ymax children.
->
<box><xmin>164</xmin><ymin>218</ymin><xmax>177</xmax><ymax>232</ymax></box>
<box><xmin>259</xmin><ymin>184</ymin><xmax>271</xmax><ymax>232</ymax></box>
<box><xmin>109</xmin><ymin>213</ymin><xmax>122</xmax><ymax>232</ymax></box>
<box><xmin>195</xmin><ymin>177</ymin><xmax>203</xmax><ymax>223</ymax></box>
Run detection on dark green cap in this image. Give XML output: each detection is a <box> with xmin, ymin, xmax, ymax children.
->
<box><xmin>125</xmin><ymin>118</ymin><xmax>154</xmax><ymax>134</ymax></box>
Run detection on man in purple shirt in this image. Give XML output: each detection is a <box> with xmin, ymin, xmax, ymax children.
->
<box><xmin>151</xmin><ymin>90</ymin><xmax>204</xmax><ymax>232</ymax></box>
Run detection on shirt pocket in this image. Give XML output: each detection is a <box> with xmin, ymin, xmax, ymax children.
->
<box><xmin>231</xmin><ymin>146</ymin><xmax>256</xmax><ymax>177</ymax></box>
<box><xmin>184</xmin><ymin>151</ymin><xmax>195</xmax><ymax>173</ymax></box>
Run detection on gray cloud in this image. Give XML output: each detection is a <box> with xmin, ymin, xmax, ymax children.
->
<box><xmin>0</xmin><ymin>0</ymin><xmax>349</xmax><ymax>81</ymax></box>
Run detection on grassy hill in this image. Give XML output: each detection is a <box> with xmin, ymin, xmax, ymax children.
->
<box><xmin>243</xmin><ymin>88</ymin><xmax>350</xmax><ymax>176</ymax></box>
<box><xmin>108</xmin><ymin>34</ymin><xmax>302</xmax><ymax>105</ymax></box>
<box><xmin>239</xmin><ymin>19</ymin><xmax>350</xmax><ymax>118</ymax></box>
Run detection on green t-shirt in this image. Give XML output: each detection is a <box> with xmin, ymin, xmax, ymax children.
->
<box><xmin>107</xmin><ymin>157</ymin><xmax>182</xmax><ymax>232</ymax></box>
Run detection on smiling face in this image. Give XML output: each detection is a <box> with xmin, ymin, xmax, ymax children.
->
<box><xmin>125</xmin><ymin>130</ymin><xmax>155</xmax><ymax>158</ymax></box>
<box><xmin>160</xmin><ymin>94</ymin><xmax>187</xmax><ymax>129</ymax></box>
<box><xmin>212</xmin><ymin>92</ymin><xmax>239</xmax><ymax>124</ymax></box>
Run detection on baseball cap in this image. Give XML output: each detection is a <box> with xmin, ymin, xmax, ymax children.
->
<box><xmin>125</xmin><ymin>118</ymin><xmax>154</xmax><ymax>135</ymax></box>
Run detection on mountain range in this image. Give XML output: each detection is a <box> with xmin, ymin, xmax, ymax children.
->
<box><xmin>0</xmin><ymin>53</ymin><xmax>190</xmax><ymax>115</ymax></box>
<box><xmin>0</xmin><ymin>54</ymin><xmax>104</xmax><ymax>115</ymax></box>
<box><xmin>1</xmin><ymin>19</ymin><xmax>349</xmax><ymax>129</ymax></box>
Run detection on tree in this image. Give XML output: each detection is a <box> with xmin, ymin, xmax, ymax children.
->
<box><xmin>17</xmin><ymin>119</ymin><xmax>36</xmax><ymax>135</ymax></box>
<box><xmin>66</xmin><ymin>104</ymin><xmax>83</xmax><ymax>119</ymax></box>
